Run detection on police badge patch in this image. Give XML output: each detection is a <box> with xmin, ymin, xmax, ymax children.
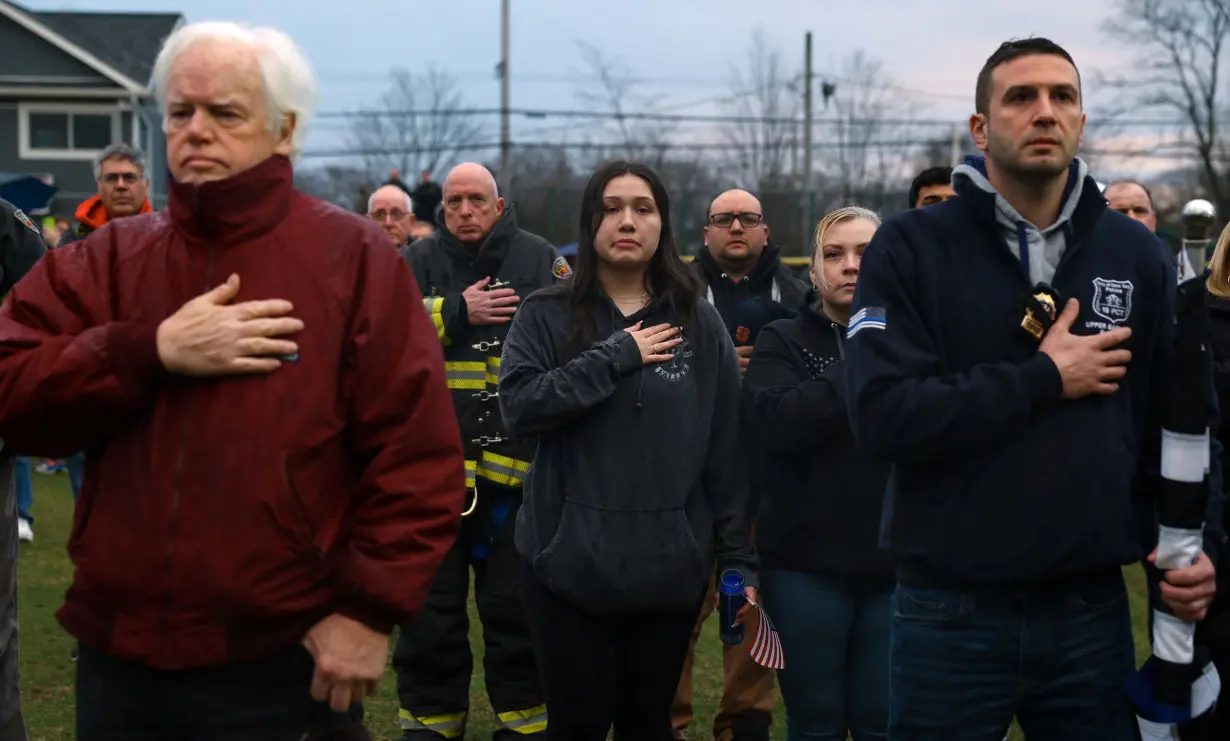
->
<box><xmin>552</xmin><ymin>255</ymin><xmax>572</xmax><ymax>279</ymax></box>
<box><xmin>1091</xmin><ymin>277</ymin><xmax>1133</xmax><ymax>324</ymax></box>
<box><xmin>12</xmin><ymin>208</ymin><xmax>39</xmax><ymax>237</ymax></box>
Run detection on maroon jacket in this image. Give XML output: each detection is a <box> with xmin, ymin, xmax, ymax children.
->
<box><xmin>0</xmin><ymin>155</ymin><xmax>465</xmax><ymax>670</ymax></box>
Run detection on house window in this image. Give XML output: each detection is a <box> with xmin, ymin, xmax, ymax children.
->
<box><xmin>18</xmin><ymin>104</ymin><xmax>120</xmax><ymax>160</ymax></box>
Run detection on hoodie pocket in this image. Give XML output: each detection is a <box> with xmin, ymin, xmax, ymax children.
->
<box><xmin>532</xmin><ymin>499</ymin><xmax>709</xmax><ymax>615</ymax></box>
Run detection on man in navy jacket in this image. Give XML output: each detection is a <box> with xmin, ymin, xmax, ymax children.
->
<box><xmin>844</xmin><ymin>37</ymin><xmax>1222</xmax><ymax>740</ymax></box>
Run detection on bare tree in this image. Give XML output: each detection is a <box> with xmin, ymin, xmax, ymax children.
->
<box><xmin>571</xmin><ymin>42</ymin><xmax>678</xmax><ymax>166</ymax></box>
<box><xmin>820</xmin><ymin>50</ymin><xmax>916</xmax><ymax>205</ymax></box>
<box><xmin>721</xmin><ymin>29</ymin><xmax>802</xmax><ymax>191</ymax></box>
<box><xmin>347</xmin><ymin>66</ymin><xmax>485</xmax><ymax>183</ymax></box>
<box><xmin>1103</xmin><ymin>0</ymin><xmax>1230</xmax><ymax>217</ymax></box>
<box><xmin>295</xmin><ymin>164</ymin><xmax>377</xmax><ymax>212</ymax></box>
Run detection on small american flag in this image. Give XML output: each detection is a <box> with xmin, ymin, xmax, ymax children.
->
<box><xmin>748</xmin><ymin>601</ymin><xmax>785</xmax><ymax>670</ymax></box>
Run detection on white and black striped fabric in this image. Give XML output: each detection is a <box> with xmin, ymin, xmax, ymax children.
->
<box><xmin>1127</xmin><ymin>267</ymin><xmax>1222</xmax><ymax>740</ymax></box>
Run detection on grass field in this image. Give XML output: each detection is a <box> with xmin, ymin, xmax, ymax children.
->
<box><xmin>16</xmin><ymin>472</ymin><xmax>1153</xmax><ymax>740</ymax></box>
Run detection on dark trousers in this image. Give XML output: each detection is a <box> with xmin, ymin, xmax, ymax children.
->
<box><xmin>0</xmin><ymin>456</ymin><xmax>27</xmax><ymax>741</ymax></box>
<box><xmin>75</xmin><ymin>643</ymin><xmax>366</xmax><ymax>741</ymax></box>
<box><xmin>889</xmin><ymin>570</ymin><xmax>1137</xmax><ymax>741</ymax></box>
<box><xmin>761</xmin><ymin>569</ymin><xmax>890</xmax><ymax>741</ymax></box>
<box><xmin>521</xmin><ymin>559</ymin><xmax>700</xmax><ymax>741</ymax></box>
<box><xmin>393</xmin><ymin>486</ymin><xmax>544</xmax><ymax>739</ymax></box>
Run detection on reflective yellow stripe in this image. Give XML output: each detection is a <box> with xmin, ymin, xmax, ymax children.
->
<box><xmin>398</xmin><ymin>709</ymin><xmax>467</xmax><ymax>738</ymax></box>
<box><xmin>486</xmin><ymin>354</ymin><xmax>501</xmax><ymax>386</ymax></box>
<box><xmin>464</xmin><ymin>459</ymin><xmax>476</xmax><ymax>490</ymax></box>
<box><xmin>497</xmin><ymin>704</ymin><xmax>548</xmax><ymax>734</ymax></box>
<box><xmin>445</xmin><ymin>361</ymin><xmax>486</xmax><ymax>390</ymax></box>
<box><xmin>422</xmin><ymin>297</ymin><xmax>451</xmax><ymax>346</ymax></box>
<box><xmin>478</xmin><ymin>451</ymin><xmax>531</xmax><ymax>488</ymax></box>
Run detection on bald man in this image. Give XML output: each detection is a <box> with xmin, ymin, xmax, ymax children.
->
<box><xmin>367</xmin><ymin>184</ymin><xmax>416</xmax><ymax>246</ymax></box>
<box><xmin>671</xmin><ymin>190</ymin><xmax>805</xmax><ymax>741</ymax></box>
<box><xmin>693</xmin><ymin>189</ymin><xmax>809</xmax><ymax>374</ymax></box>
<box><xmin>397</xmin><ymin>162</ymin><xmax>565</xmax><ymax>741</ymax></box>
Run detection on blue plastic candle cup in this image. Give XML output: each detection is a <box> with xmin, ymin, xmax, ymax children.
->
<box><xmin>718</xmin><ymin>568</ymin><xmax>747</xmax><ymax>647</ymax></box>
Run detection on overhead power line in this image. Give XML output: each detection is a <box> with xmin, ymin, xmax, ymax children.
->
<box><xmin>311</xmin><ymin>106</ymin><xmax>1218</xmax><ymax>129</ymax></box>
<box><xmin>299</xmin><ymin>140</ymin><xmax>1222</xmax><ymax>160</ymax></box>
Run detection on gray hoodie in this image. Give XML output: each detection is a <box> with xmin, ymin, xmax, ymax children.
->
<box><xmin>951</xmin><ymin>157</ymin><xmax>1088</xmax><ymax>285</ymax></box>
<box><xmin>498</xmin><ymin>288</ymin><xmax>758</xmax><ymax>615</ymax></box>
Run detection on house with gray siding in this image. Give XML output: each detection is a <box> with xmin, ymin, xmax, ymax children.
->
<box><xmin>0</xmin><ymin>1</ymin><xmax>182</xmax><ymax>215</ymax></box>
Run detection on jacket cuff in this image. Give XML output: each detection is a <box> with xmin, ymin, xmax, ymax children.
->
<box><xmin>1021</xmin><ymin>352</ymin><xmax>1063</xmax><ymax>407</ymax></box>
<box><xmin>105</xmin><ymin>322</ymin><xmax>167</xmax><ymax>395</ymax></box>
<box><xmin>335</xmin><ymin>597</ymin><xmax>398</xmax><ymax>635</ymax></box>
<box><xmin>611</xmin><ymin>331</ymin><xmax>642</xmax><ymax>375</ymax></box>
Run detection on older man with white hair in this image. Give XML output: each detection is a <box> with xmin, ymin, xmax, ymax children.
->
<box><xmin>0</xmin><ymin>20</ymin><xmax>466</xmax><ymax>739</ymax></box>
<box><xmin>368</xmin><ymin>184</ymin><xmax>417</xmax><ymax>247</ymax></box>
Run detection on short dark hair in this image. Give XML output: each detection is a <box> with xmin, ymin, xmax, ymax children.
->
<box><xmin>1105</xmin><ymin>179</ymin><xmax>1155</xmax><ymax>210</ymax></box>
<box><xmin>908</xmin><ymin>166</ymin><xmax>952</xmax><ymax>209</ymax></box>
<box><xmin>975</xmin><ymin>37</ymin><xmax>1080</xmax><ymax>115</ymax></box>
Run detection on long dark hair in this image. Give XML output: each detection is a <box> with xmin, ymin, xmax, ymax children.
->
<box><xmin>558</xmin><ymin>160</ymin><xmax>699</xmax><ymax>347</ymax></box>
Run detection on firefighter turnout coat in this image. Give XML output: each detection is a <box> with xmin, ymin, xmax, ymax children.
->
<box><xmin>402</xmin><ymin>205</ymin><xmax>569</xmax><ymax>500</ymax></box>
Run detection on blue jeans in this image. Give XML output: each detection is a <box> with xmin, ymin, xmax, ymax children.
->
<box><xmin>889</xmin><ymin>571</ymin><xmax>1136</xmax><ymax>741</ymax></box>
<box><xmin>66</xmin><ymin>452</ymin><xmax>84</xmax><ymax>503</ymax></box>
<box><xmin>14</xmin><ymin>457</ymin><xmax>31</xmax><ymax>523</ymax></box>
<box><xmin>761</xmin><ymin>569</ymin><xmax>890</xmax><ymax>741</ymax></box>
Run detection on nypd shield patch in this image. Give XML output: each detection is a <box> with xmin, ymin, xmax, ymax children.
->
<box><xmin>552</xmin><ymin>255</ymin><xmax>572</xmax><ymax>279</ymax></box>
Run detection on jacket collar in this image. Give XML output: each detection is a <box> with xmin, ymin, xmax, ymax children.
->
<box><xmin>951</xmin><ymin>154</ymin><xmax>1106</xmax><ymax>241</ymax></box>
<box><xmin>168</xmin><ymin>154</ymin><xmax>294</xmax><ymax>245</ymax></box>
<box><xmin>438</xmin><ymin>203</ymin><xmax>521</xmax><ymax>264</ymax></box>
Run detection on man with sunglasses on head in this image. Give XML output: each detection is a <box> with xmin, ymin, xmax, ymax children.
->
<box><xmin>671</xmin><ymin>189</ymin><xmax>806</xmax><ymax>741</ymax></box>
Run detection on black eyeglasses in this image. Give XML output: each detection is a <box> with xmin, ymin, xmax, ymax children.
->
<box><xmin>709</xmin><ymin>212</ymin><xmax>764</xmax><ymax>229</ymax></box>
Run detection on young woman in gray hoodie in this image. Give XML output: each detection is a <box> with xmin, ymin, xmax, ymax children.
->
<box><xmin>498</xmin><ymin>161</ymin><xmax>759</xmax><ymax>741</ymax></box>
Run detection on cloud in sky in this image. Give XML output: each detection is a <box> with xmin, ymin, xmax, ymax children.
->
<box><xmin>33</xmin><ymin>0</ymin><xmax>1185</xmax><ymax>178</ymax></box>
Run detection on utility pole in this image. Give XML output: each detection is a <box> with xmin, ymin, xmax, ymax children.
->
<box><xmin>802</xmin><ymin>31</ymin><xmax>813</xmax><ymax>249</ymax></box>
<box><xmin>499</xmin><ymin>0</ymin><xmax>511</xmax><ymax>193</ymax></box>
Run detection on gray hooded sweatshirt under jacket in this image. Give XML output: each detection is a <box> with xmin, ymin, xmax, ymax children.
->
<box><xmin>951</xmin><ymin>155</ymin><xmax>1089</xmax><ymax>286</ymax></box>
<box><xmin>498</xmin><ymin>287</ymin><xmax>759</xmax><ymax>615</ymax></box>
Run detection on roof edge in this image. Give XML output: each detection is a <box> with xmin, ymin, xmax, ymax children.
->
<box><xmin>0</xmin><ymin>0</ymin><xmax>146</xmax><ymax>94</ymax></box>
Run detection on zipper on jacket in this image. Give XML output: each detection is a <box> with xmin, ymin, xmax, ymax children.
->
<box><xmin>157</xmin><ymin>245</ymin><xmax>217</xmax><ymax>657</ymax></box>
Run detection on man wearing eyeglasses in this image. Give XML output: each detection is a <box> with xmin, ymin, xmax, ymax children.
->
<box><xmin>61</xmin><ymin>144</ymin><xmax>152</xmax><ymax>250</ymax></box>
<box><xmin>692</xmin><ymin>190</ymin><xmax>808</xmax><ymax>377</ymax></box>
<box><xmin>673</xmin><ymin>189</ymin><xmax>806</xmax><ymax>741</ymax></box>
<box><xmin>368</xmin><ymin>184</ymin><xmax>418</xmax><ymax>247</ymax></box>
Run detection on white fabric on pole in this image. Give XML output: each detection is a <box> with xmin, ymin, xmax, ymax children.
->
<box><xmin>1151</xmin><ymin>609</ymin><xmax>1196</xmax><ymax>665</ymax></box>
<box><xmin>1155</xmin><ymin>525</ymin><xmax>1203</xmax><ymax>571</ymax></box>
<box><xmin>1161</xmin><ymin>429</ymin><xmax>1210</xmax><ymax>483</ymax></box>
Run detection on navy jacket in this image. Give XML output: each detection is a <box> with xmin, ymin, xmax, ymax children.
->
<box><xmin>844</xmin><ymin>159</ymin><xmax>1222</xmax><ymax>588</ymax></box>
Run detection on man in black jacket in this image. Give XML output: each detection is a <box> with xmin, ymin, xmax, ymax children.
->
<box><xmin>673</xmin><ymin>188</ymin><xmax>806</xmax><ymax>741</ymax></box>
<box><xmin>844</xmin><ymin>38</ymin><xmax>1221</xmax><ymax>740</ymax></box>
<box><xmin>397</xmin><ymin>162</ymin><xmax>564</xmax><ymax>741</ymax></box>
<box><xmin>0</xmin><ymin>197</ymin><xmax>48</xmax><ymax>741</ymax></box>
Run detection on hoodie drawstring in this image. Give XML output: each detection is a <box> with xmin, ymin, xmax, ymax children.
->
<box><xmin>1015</xmin><ymin>221</ymin><xmax>1030</xmax><ymax>277</ymax></box>
<box><xmin>833</xmin><ymin>324</ymin><xmax>846</xmax><ymax>359</ymax></box>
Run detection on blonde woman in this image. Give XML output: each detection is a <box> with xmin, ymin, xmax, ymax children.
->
<box><xmin>1202</xmin><ymin>230</ymin><xmax>1230</xmax><ymax>738</ymax></box>
<box><xmin>741</xmin><ymin>206</ymin><xmax>891</xmax><ymax>741</ymax></box>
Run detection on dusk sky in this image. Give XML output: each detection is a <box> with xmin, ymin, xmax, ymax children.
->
<box><xmin>30</xmin><ymin>0</ymin><xmax>1189</xmax><ymax>179</ymax></box>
